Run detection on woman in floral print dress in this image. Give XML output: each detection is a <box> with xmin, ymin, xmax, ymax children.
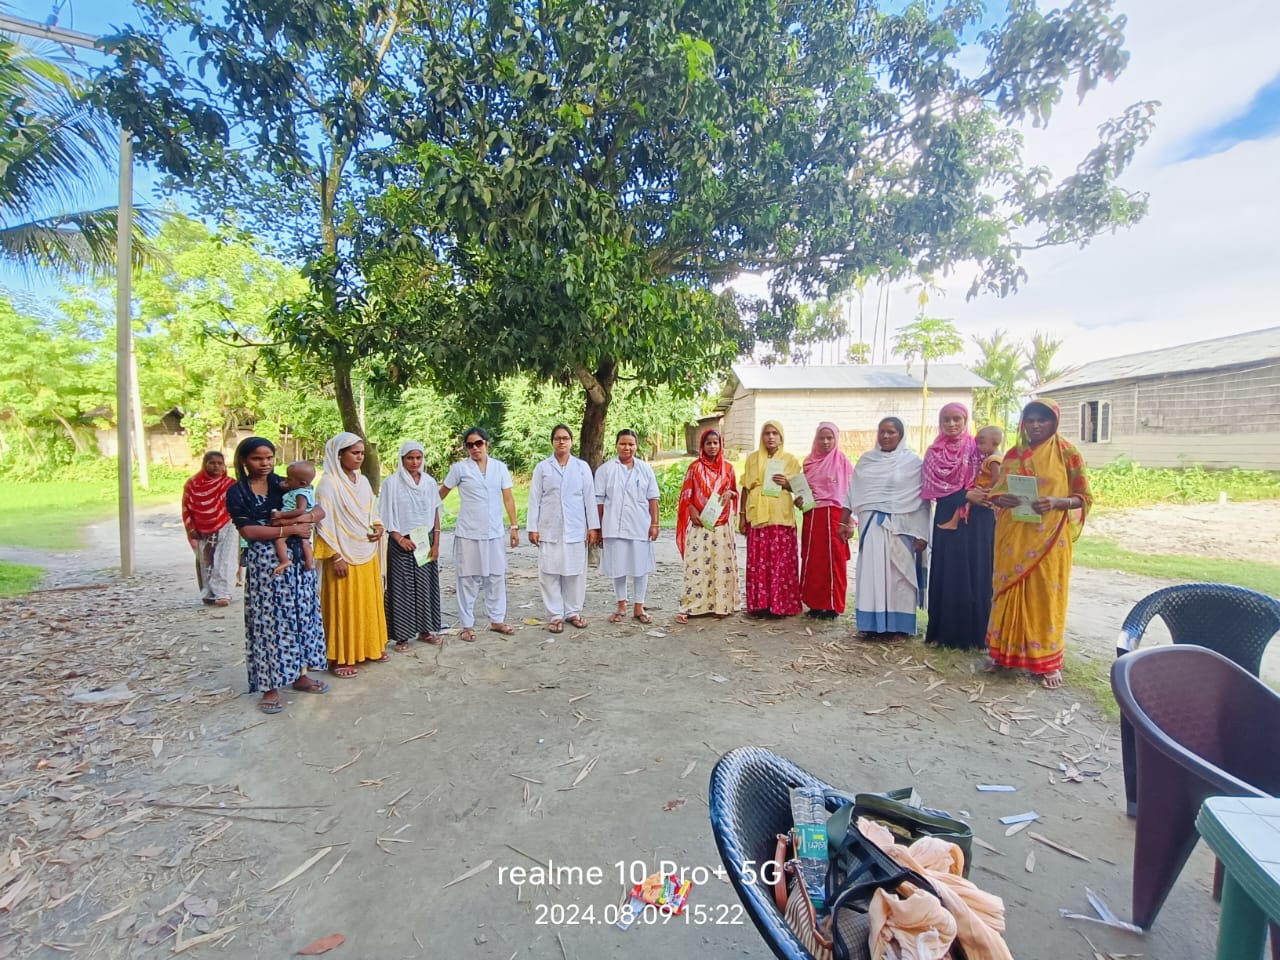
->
<box><xmin>225</xmin><ymin>437</ymin><xmax>329</xmax><ymax>713</ymax></box>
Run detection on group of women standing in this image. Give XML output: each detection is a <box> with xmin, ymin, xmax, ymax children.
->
<box><xmin>683</xmin><ymin>400</ymin><xmax>1092</xmax><ymax>689</ymax></box>
<box><xmin>202</xmin><ymin>399</ymin><xmax>1090</xmax><ymax>713</ymax></box>
<box><xmin>849</xmin><ymin>400</ymin><xmax>1092</xmax><ymax>688</ymax></box>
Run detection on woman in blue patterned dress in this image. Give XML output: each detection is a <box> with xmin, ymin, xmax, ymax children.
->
<box><xmin>226</xmin><ymin>437</ymin><xmax>330</xmax><ymax>713</ymax></box>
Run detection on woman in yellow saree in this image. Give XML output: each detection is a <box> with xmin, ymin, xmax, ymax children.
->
<box><xmin>985</xmin><ymin>400</ymin><xmax>1092</xmax><ymax>688</ymax></box>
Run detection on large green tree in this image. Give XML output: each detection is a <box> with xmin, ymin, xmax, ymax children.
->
<box><xmin>355</xmin><ymin>0</ymin><xmax>1154</xmax><ymax>464</ymax></box>
<box><xmin>94</xmin><ymin>0</ymin><xmax>438</xmax><ymax>485</ymax></box>
<box><xmin>96</xmin><ymin>0</ymin><xmax>1155</xmax><ymax>468</ymax></box>
<box><xmin>61</xmin><ymin>214</ymin><xmax>309</xmax><ymax>453</ymax></box>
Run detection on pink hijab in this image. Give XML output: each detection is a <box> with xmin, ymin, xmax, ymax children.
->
<box><xmin>921</xmin><ymin>403</ymin><xmax>983</xmax><ymax>501</ymax></box>
<box><xmin>802</xmin><ymin>422</ymin><xmax>855</xmax><ymax>509</ymax></box>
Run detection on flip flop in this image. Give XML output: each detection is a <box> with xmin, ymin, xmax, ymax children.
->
<box><xmin>420</xmin><ymin>633</ymin><xmax>443</xmax><ymax>645</ymax></box>
<box><xmin>394</xmin><ymin>641</ymin><xmax>411</xmax><ymax>653</ymax></box>
<box><xmin>489</xmin><ymin>623</ymin><xmax>516</xmax><ymax>636</ymax></box>
<box><xmin>633</xmin><ymin>612</ymin><xmax>653</xmax><ymax>625</ymax></box>
<box><xmin>608</xmin><ymin>611</ymin><xmax>625</xmax><ymax>624</ymax></box>
<box><xmin>330</xmin><ymin>665</ymin><xmax>359</xmax><ymax>678</ymax></box>
<box><xmin>259</xmin><ymin>696</ymin><xmax>284</xmax><ymax>714</ymax></box>
<box><xmin>460</xmin><ymin>628</ymin><xmax>477</xmax><ymax>642</ymax></box>
<box><xmin>371</xmin><ymin>652</ymin><xmax>392</xmax><ymax>663</ymax></box>
<box><xmin>292</xmin><ymin>677</ymin><xmax>329</xmax><ymax>694</ymax></box>
<box><xmin>1041</xmin><ymin>669</ymin><xmax>1064</xmax><ymax>689</ymax></box>
<box><xmin>548</xmin><ymin>620</ymin><xmax>564</xmax><ymax>634</ymax></box>
<box><xmin>674</xmin><ymin>613</ymin><xmax>689</xmax><ymax>624</ymax></box>
<box><xmin>566</xmin><ymin>616</ymin><xmax>587</xmax><ymax>629</ymax></box>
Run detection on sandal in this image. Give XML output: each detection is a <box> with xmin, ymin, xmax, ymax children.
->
<box><xmin>292</xmin><ymin>676</ymin><xmax>329</xmax><ymax>694</ymax></box>
<box><xmin>259</xmin><ymin>692</ymin><xmax>284</xmax><ymax>713</ymax></box>
<box><xmin>420</xmin><ymin>632</ymin><xmax>443</xmax><ymax>645</ymax></box>
<box><xmin>674</xmin><ymin>613</ymin><xmax>689</xmax><ymax>624</ymax></box>
<box><xmin>608</xmin><ymin>611</ymin><xmax>625</xmax><ymax>624</ymax></box>
<box><xmin>459</xmin><ymin>628</ymin><xmax>477</xmax><ymax>642</ymax></box>
<box><xmin>566</xmin><ymin>615</ymin><xmax>587</xmax><ymax>629</ymax></box>
<box><xmin>394</xmin><ymin>641</ymin><xmax>411</xmax><ymax>653</ymax></box>
<box><xmin>633</xmin><ymin>611</ymin><xmax>653</xmax><ymax>625</ymax></box>
<box><xmin>330</xmin><ymin>665</ymin><xmax>359</xmax><ymax>678</ymax></box>
<box><xmin>548</xmin><ymin>620</ymin><xmax>564</xmax><ymax>634</ymax></box>
<box><xmin>1041</xmin><ymin>669</ymin><xmax>1064</xmax><ymax>689</ymax></box>
<box><xmin>489</xmin><ymin>623</ymin><xmax>516</xmax><ymax>636</ymax></box>
<box><xmin>371</xmin><ymin>652</ymin><xmax>392</xmax><ymax>663</ymax></box>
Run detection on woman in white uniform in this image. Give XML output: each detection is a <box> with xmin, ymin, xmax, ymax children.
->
<box><xmin>594</xmin><ymin>429</ymin><xmax>661</xmax><ymax>624</ymax></box>
<box><xmin>527</xmin><ymin>424</ymin><xmax>600</xmax><ymax>633</ymax></box>
<box><xmin>440</xmin><ymin>427</ymin><xmax>520</xmax><ymax>641</ymax></box>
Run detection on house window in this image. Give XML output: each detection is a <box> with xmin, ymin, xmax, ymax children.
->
<box><xmin>1079</xmin><ymin>400</ymin><xmax>1111</xmax><ymax>443</ymax></box>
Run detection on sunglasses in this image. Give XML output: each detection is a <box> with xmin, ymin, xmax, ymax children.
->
<box><xmin>465</xmin><ymin>439</ymin><xmax>486</xmax><ymax>448</ymax></box>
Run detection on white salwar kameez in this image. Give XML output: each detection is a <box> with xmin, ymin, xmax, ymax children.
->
<box><xmin>846</xmin><ymin>445</ymin><xmax>931</xmax><ymax>635</ymax></box>
<box><xmin>527</xmin><ymin>454</ymin><xmax>598</xmax><ymax>621</ymax></box>
<box><xmin>443</xmin><ymin>457</ymin><xmax>513</xmax><ymax>628</ymax></box>
<box><xmin>594</xmin><ymin>457</ymin><xmax>659</xmax><ymax>602</ymax></box>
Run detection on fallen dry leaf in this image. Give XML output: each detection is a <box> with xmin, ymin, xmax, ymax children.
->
<box><xmin>663</xmin><ymin>798</ymin><xmax>687</xmax><ymax>812</ymax></box>
<box><xmin>297</xmin><ymin>933</ymin><xmax>345</xmax><ymax>955</ymax></box>
<box><xmin>443</xmin><ymin>859</ymin><xmax>493</xmax><ymax>888</ymax></box>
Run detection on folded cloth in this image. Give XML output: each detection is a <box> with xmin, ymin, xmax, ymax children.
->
<box><xmin>869</xmin><ymin>880</ymin><xmax>955</xmax><ymax>960</ymax></box>
<box><xmin>859</xmin><ymin>818</ymin><xmax>1014</xmax><ymax>960</ymax></box>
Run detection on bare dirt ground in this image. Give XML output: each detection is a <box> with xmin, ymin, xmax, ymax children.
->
<box><xmin>2</xmin><ymin>501</ymin><xmax>1276</xmax><ymax>960</ymax></box>
<box><xmin>1089</xmin><ymin>499</ymin><xmax>1280</xmax><ymax>566</ymax></box>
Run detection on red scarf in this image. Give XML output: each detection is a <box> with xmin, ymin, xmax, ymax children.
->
<box><xmin>182</xmin><ymin>470</ymin><xmax>235</xmax><ymax>536</ymax></box>
<box><xmin>676</xmin><ymin>429</ymin><xmax>737</xmax><ymax>556</ymax></box>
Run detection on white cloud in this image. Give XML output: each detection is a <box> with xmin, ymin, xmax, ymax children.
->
<box><xmin>773</xmin><ymin>0</ymin><xmax>1280</xmax><ymax>370</ymax></box>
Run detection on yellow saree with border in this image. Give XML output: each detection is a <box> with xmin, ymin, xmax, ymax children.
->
<box><xmin>985</xmin><ymin>434</ymin><xmax>1089</xmax><ymax>675</ymax></box>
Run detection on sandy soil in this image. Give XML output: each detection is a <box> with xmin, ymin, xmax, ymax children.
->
<box><xmin>3</xmin><ymin>501</ymin><xmax>1270</xmax><ymax>959</ymax></box>
<box><xmin>1089</xmin><ymin>499</ymin><xmax>1280</xmax><ymax>565</ymax></box>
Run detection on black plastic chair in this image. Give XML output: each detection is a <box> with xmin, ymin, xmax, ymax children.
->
<box><xmin>1110</xmin><ymin>645</ymin><xmax>1280</xmax><ymax>933</ymax></box>
<box><xmin>1116</xmin><ymin>583</ymin><xmax>1280</xmax><ymax>816</ymax></box>
<box><xmin>708</xmin><ymin>747</ymin><xmax>847</xmax><ymax>960</ymax></box>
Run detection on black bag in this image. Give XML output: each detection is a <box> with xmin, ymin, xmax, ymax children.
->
<box><xmin>827</xmin><ymin>788</ymin><xmax>974</xmax><ymax>876</ymax></box>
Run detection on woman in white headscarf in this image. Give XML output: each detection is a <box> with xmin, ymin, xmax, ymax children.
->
<box><xmin>841</xmin><ymin>417</ymin><xmax>931</xmax><ymax>639</ymax></box>
<box><xmin>314</xmin><ymin>432</ymin><xmax>389</xmax><ymax>676</ymax></box>
<box><xmin>379</xmin><ymin>440</ymin><xmax>443</xmax><ymax>650</ymax></box>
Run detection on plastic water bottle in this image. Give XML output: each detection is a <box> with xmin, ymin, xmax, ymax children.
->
<box><xmin>790</xmin><ymin>786</ymin><xmax>829</xmax><ymax>910</ymax></box>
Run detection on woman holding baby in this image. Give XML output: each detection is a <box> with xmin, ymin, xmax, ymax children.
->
<box><xmin>921</xmin><ymin>404</ymin><xmax>1001</xmax><ymax>651</ymax></box>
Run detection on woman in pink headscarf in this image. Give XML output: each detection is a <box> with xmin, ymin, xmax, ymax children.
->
<box><xmin>797</xmin><ymin>422</ymin><xmax>855</xmax><ymax>619</ymax></box>
<box><xmin>921</xmin><ymin>403</ymin><xmax>993</xmax><ymax>650</ymax></box>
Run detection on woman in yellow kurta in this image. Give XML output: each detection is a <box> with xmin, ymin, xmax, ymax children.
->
<box><xmin>314</xmin><ymin>432</ymin><xmax>389</xmax><ymax>677</ymax></box>
<box><xmin>739</xmin><ymin>420</ymin><xmax>803</xmax><ymax>617</ymax></box>
<box><xmin>985</xmin><ymin>400</ymin><xmax>1092</xmax><ymax>688</ymax></box>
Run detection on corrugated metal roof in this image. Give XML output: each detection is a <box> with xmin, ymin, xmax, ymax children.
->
<box><xmin>731</xmin><ymin>363</ymin><xmax>989</xmax><ymax>391</ymax></box>
<box><xmin>1040</xmin><ymin>326</ymin><xmax>1280</xmax><ymax>392</ymax></box>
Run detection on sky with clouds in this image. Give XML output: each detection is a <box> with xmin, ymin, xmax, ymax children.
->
<box><xmin>5</xmin><ymin>0</ymin><xmax>1278</xmax><ymax>371</ymax></box>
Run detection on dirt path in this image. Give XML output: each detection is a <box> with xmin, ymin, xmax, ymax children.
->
<box><xmin>1</xmin><ymin>503</ymin><xmax>1258</xmax><ymax>959</ymax></box>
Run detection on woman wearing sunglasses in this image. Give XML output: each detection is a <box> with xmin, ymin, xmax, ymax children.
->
<box><xmin>440</xmin><ymin>427</ymin><xmax>520</xmax><ymax>642</ymax></box>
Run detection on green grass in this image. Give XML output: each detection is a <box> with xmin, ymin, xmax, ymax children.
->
<box><xmin>0</xmin><ymin>559</ymin><xmax>44</xmax><ymax>597</ymax></box>
<box><xmin>0</xmin><ymin>475</ymin><xmax>186</xmax><ymax>549</ymax></box>
<box><xmin>1074</xmin><ymin>537</ymin><xmax>1280</xmax><ymax>595</ymax></box>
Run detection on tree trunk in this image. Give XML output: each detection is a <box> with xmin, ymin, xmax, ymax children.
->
<box><xmin>575</xmin><ymin>358</ymin><xmax>618</xmax><ymax>470</ymax></box>
<box><xmin>333</xmin><ymin>356</ymin><xmax>382</xmax><ymax>491</ymax></box>
<box><xmin>53</xmin><ymin>414</ymin><xmax>86</xmax><ymax>453</ymax></box>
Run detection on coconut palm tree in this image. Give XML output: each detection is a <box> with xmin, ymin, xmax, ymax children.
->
<box><xmin>0</xmin><ymin>29</ymin><xmax>155</xmax><ymax>275</ymax></box>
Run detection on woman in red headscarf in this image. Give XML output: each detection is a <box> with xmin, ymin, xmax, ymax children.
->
<box><xmin>182</xmin><ymin>450</ymin><xmax>238</xmax><ymax>606</ymax></box>
<box><xmin>674</xmin><ymin>429</ymin><xmax>739</xmax><ymax>623</ymax></box>
<box><xmin>986</xmin><ymin>400</ymin><xmax>1092</xmax><ymax>688</ymax></box>
<box><xmin>921</xmin><ymin>403</ymin><xmax>993</xmax><ymax>650</ymax></box>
